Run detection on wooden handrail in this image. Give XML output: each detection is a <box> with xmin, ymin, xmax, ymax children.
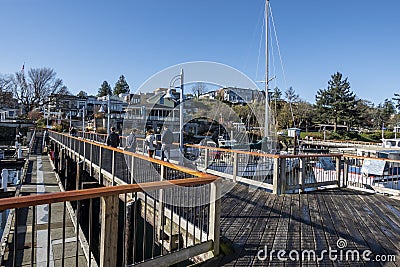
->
<box><xmin>0</xmin><ymin>176</ymin><xmax>219</xmax><ymax>211</ymax></box>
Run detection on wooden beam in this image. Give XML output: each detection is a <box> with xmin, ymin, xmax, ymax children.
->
<box><xmin>100</xmin><ymin>194</ymin><xmax>119</xmax><ymax>267</ymax></box>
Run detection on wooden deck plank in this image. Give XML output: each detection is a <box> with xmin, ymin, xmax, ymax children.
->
<box><xmin>306</xmin><ymin>193</ymin><xmax>333</xmax><ymax>267</ymax></box>
<box><xmin>231</xmin><ymin>192</ymin><xmax>275</xmax><ymax>267</ymax></box>
<box><xmin>236</xmin><ymin>192</ymin><xmax>278</xmax><ymax>266</ymax></box>
<box><xmin>216</xmin><ymin>186</ymin><xmax>264</xmax><ymax>266</ymax></box>
<box><xmin>339</xmin><ymin>191</ymin><xmax>400</xmax><ymax>266</ymax></box>
<box><xmin>266</xmin><ymin>194</ymin><xmax>291</xmax><ymax>267</ymax></box>
<box><xmin>356</xmin><ymin>194</ymin><xmax>400</xmax><ymax>242</ymax></box>
<box><xmin>223</xmin><ymin>189</ymin><xmax>268</xmax><ymax>267</ymax></box>
<box><xmin>300</xmin><ymin>193</ymin><xmax>318</xmax><ymax>267</ymax></box>
<box><xmin>251</xmin><ymin>194</ymin><xmax>286</xmax><ymax>266</ymax></box>
<box><xmin>325</xmin><ymin>190</ymin><xmax>369</xmax><ymax>266</ymax></box>
<box><xmin>214</xmin><ymin>186</ymin><xmax>400</xmax><ymax>267</ymax></box>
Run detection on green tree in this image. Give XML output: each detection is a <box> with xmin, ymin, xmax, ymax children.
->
<box><xmin>295</xmin><ymin>100</ymin><xmax>315</xmax><ymax>131</ymax></box>
<box><xmin>113</xmin><ymin>75</ymin><xmax>129</xmax><ymax>95</ymax></box>
<box><xmin>352</xmin><ymin>99</ymin><xmax>373</xmax><ymax>129</ymax></box>
<box><xmin>393</xmin><ymin>93</ymin><xmax>400</xmax><ymax>111</ymax></box>
<box><xmin>285</xmin><ymin>87</ymin><xmax>299</xmax><ymax>127</ymax></box>
<box><xmin>315</xmin><ymin>72</ymin><xmax>357</xmax><ymax>132</ymax></box>
<box><xmin>77</xmin><ymin>90</ymin><xmax>87</xmax><ymax>98</ymax></box>
<box><xmin>98</xmin><ymin>81</ymin><xmax>112</xmax><ymax>97</ymax></box>
<box><xmin>375</xmin><ymin>99</ymin><xmax>396</xmax><ymax>129</ymax></box>
<box><xmin>270</xmin><ymin>87</ymin><xmax>283</xmax><ymax>119</ymax></box>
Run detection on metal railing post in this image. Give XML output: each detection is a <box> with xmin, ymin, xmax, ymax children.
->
<box><xmin>209</xmin><ymin>179</ymin><xmax>221</xmax><ymax>256</ymax></box>
<box><xmin>273</xmin><ymin>157</ymin><xmax>280</xmax><ymax>194</ymax></box>
<box><xmin>232</xmin><ymin>152</ymin><xmax>238</xmax><ymax>182</ymax></box>
<box><xmin>336</xmin><ymin>156</ymin><xmax>341</xmax><ymax>186</ymax></box>
<box><xmin>204</xmin><ymin>148</ymin><xmax>209</xmax><ymax>171</ymax></box>
<box><xmin>343</xmin><ymin>156</ymin><xmax>349</xmax><ymax>188</ymax></box>
<box><xmin>112</xmin><ymin>150</ymin><xmax>115</xmax><ymax>186</ymax></box>
<box><xmin>299</xmin><ymin>157</ymin><xmax>306</xmax><ymax>193</ymax></box>
<box><xmin>280</xmin><ymin>157</ymin><xmax>287</xmax><ymax>194</ymax></box>
<box><xmin>99</xmin><ymin>147</ymin><xmax>103</xmax><ymax>185</ymax></box>
<box><xmin>89</xmin><ymin>142</ymin><xmax>93</xmax><ymax>177</ymax></box>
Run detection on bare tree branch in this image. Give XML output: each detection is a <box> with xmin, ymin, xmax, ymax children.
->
<box><xmin>12</xmin><ymin>67</ymin><xmax>70</xmax><ymax>113</ymax></box>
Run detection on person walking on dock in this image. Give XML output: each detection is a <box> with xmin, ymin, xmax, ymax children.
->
<box><xmin>161</xmin><ymin>125</ymin><xmax>173</xmax><ymax>162</ymax></box>
<box><xmin>126</xmin><ymin>129</ymin><xmax>137</xmax><ymax>152</ymax></box>
<box><xmin>145</xmin><ymin>129</ymin><xmax>156</xmax><ymax>158</ymax></box>
<box><xmin>106</xmin><ymin>127</ymin><xmax>120</xmax><ymax>148</ymax></box>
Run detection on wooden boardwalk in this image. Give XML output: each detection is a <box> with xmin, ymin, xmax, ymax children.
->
<box><xmin>1</xmin><ymin>134</ymin><xmax>87</xmax><ymax>267</ymax></box>
<box><xmin>211</xmin><ymin>185</ymin><xmax>400</xmax><ymax>266</ymax></box>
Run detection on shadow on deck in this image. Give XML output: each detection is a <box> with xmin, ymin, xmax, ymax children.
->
<box><xmin>209</xmin><ymin>186</ymin><xmax>400</xmax><ymax>266</ymax></box>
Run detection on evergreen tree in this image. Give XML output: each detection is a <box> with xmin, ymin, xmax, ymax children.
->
<box><xmin>113</xmin><ymin>75</ymin><xmax>129</xmax><ymax>95</ymax></box>
<box><xmin>285</xmin><ymin>87</ymin><xmax>299</xmax><ymax>127</ymax></box>
<box><xmin>98</xmin><ymin>81</ymin><xmax>112</xmax><ymax>97</ymax></box>
<box><xmin>77</xmin><ymin>90</ymin><xmax>87</xmax><ymax>98</ymax></box>
<box><xmin>315</xmin><ymin>72</ymin><xmax>357</xmax><ymax>132</ymax></box>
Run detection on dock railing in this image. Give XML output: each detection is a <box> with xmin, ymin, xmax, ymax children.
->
<box><xmin>342</xmin><ymin>154</ymin><xmax>400</xmax><ymax>195</ymax></box>
<box><xmin>1</xmin><ymin>130</ymin><xmax>222</xmax><ymax>266</ymax></box>
<box><xmin>0</xmin><ymin>177</ymin><xmax>220</xmax><ymax>267</ymax></box>
<box><xmin>60</xmin><ymin>131</ymin><xmax>400</xmax><ymax>196</ymax></box>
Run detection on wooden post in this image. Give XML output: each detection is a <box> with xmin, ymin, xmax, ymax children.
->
<box><xmin>54</xmin><ymin>143</ymin><xmax>59</xmax><ymax>171</ymax></box>
<box><xmin>335</xmin><ymin>156</ymin><xmax>341</xmax><ymax>186</ymax></box>
<box><xmin>280</xmin><ymin>158</ymin><xmax>287</xmax><ymax>194</ymax></box>
<box><xmin>76</xmin><ymin>161</ymin><xmax>83</xmax><ymax>190</ymax></box>
<box><xmin>59</xmin><ymin>148</ymin><xmax>64</xmax><ymax>174</ymax></box>
<box><xmin>99</xmin><ymin>147</ymin><xmax>103</xmax><ymax>185</ymax></box>
<box><xmin>100</xmin><ymin>194</ymin><xmax>119</xmax><ymax>267</ymax></box>
<box><xmin>124</xmin><ymin>201</ymin><xmax>133</xmax><ymax>265</ymax></box>
<box><xmin>272</xmin><ymin>158</ymin><xmax>280</xmax><ymax>195</ymax></box>
<box><xmin>130</xmin><ymin>155</ymin><xmax>135</xmax><ymax>184</ymax></box>
<box><xmin>204</xmin><ymin>148</ymin><xmax>209</xmax><ymax>171</ymax></box>
<box><xmin>299</xmin><ymin>157</ymin><xmax>306</xmax><ymax>193</ymax></box>
<box><xmin>209</xmin><ymin>179</ymin><xmax>221</xmax><ymax>256</ymax></box>
<box><xmin>158</xmin><ymin>165</ymin><xmax>165</xmax><ymax>241</ymax></box>
<box><xmin>343</xmin><ymin>157</ymin><xmax>349</xmax><ymax>188</ymax></box>
<box><xmin>232</xmin><ymin>152</ymin><xmax>238</xmax><ymax>182</ymax></box>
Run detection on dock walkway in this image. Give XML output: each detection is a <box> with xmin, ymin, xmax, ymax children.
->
<box><xmin>213</xmin><ymin>184</ymin><xmax>400</xmax><ymax>266</ymax></box>
<box><xmin>2</xmin><ymin>133</ymin><xmax>86</xmax><ymax>267</ymax></box>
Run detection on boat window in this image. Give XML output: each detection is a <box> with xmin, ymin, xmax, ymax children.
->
<box><xmin>397</xmin><ymin>141</ymin><xmax>400</xmax><ymax>147</ymax></box>
<box><xmin>387</xmin><ymin>141</ymin><xmax>396</xmax><ymax>146</ymax></box>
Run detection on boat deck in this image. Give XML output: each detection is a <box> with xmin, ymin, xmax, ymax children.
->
<box><xmin>211</xmin><ymin>185</ymin><xmax>400</xmax><ymax>266</ymax></box>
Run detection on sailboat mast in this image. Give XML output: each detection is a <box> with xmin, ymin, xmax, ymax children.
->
<box><xmin>264</xmin><ymin>0</ymin><xmax>269</xmax><ymax>138</ymax></box>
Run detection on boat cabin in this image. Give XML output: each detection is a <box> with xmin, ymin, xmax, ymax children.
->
<box><xmin>381</xmin><ymin>138</ymin><xmax>400</xmax><ymax>149</ymax></box>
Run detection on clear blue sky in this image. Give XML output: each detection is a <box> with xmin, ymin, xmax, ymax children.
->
<box><xmin>1</xmin><ymin>0</ymin><xmax>399</xmax><ymax>104</ymax></box>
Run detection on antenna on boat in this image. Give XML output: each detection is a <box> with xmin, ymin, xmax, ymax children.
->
<box><xmin>265</xmin><ymin>0</ymin><xmax>269</xmax><ymax>140</ymax></box>
<box><xmin>259</xmin><ymin>0</ymin><xmax>272</xmax><ymax>152</ymax></box>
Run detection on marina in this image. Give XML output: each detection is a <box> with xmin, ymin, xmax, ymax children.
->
<box><xmin>1</xmin><ymin>0</ymin><xmax>400</xmax><ymax>266</ymax></box>
<box><xmin>0</xmin><ymin>130</ymin><xmax>399</xmax><ymax>266</ymax></box>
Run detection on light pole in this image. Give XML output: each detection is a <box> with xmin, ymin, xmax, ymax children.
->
<box><xmin>82</xmin><ymin>106</ymin><xmax>85</xmax><ymax>133</ymax></box>
<box><xmin>69</xmin><ymin>111</ymin><xmax>72</xmax><ymax>129</ymax></box>
<box><xmin>164</xmin><ymin>69</ymin><xmax>184</xmax><ymax>153</ymax></box>
<box><xmin>77</xmin><ymin>106</ymin><xmax>85</xmax><ymax>134</ymax></box>
<box><xmin>65</xmin><ymin>111</ymin><xmax>72</xmax><ymax>130</ymax></box>
<box><xmin>107</xmin><ymin>95</ymin><xmax>111</xmax><ymax>134</ymax></box>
